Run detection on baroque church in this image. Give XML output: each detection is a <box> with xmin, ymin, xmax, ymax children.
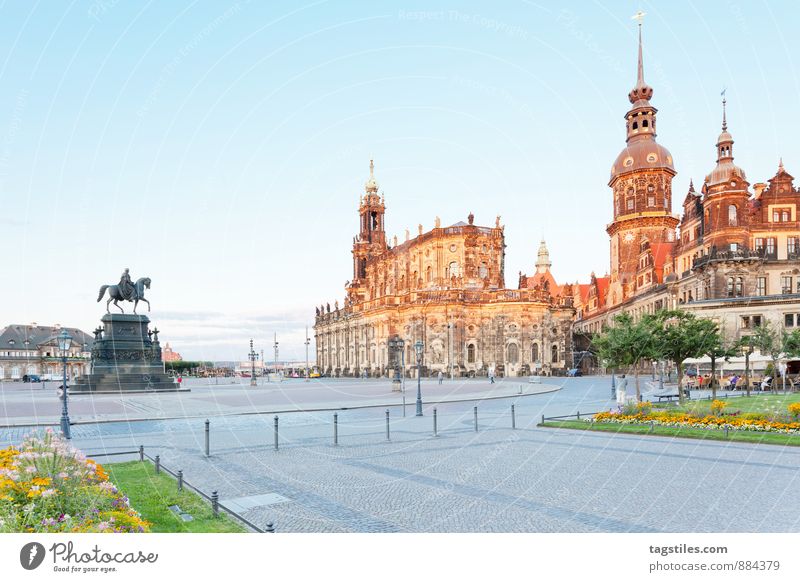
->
<box><xmin>314</xmin><ymin>161</ymin><xmax>575</xmax><ymax>378</ymax></box>
<box><xmin>572</xmin><ymin>23</ymin><xmax>800</xmax><ymax>368</ymax></box>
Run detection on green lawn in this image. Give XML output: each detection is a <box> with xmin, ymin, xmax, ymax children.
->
<box><xmin>106</xmin><ymin>461</ymin><xmax>247</xmax><ymax>533</ymax></box>
<box><xmin>542</xmin><ymin>419</ymin><xmax>800</xmax><ymax>447</ymax></box>
<box><xmin>656</xmin><ymin>392</ymin><xmax>800</xmax><ymax>416</ymax></box>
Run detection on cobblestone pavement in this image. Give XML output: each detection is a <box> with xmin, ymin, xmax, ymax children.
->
<box><xmin>2</xmin><ymin>377</ymin><xmax>798</xmax><ymax>533</ymax></box>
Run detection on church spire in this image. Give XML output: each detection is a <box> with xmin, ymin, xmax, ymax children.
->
<box><xmin>364</xmin><ymin>158</ymin><xmax>379</xmax><ymax>194</ymax></box>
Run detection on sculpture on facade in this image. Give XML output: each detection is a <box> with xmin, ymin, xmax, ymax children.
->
<box><xmin>97</xmin><ymin>269</ymin><xmax>152</xmax><ymax>313</ymax></box>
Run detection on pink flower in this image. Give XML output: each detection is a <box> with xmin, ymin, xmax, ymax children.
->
<box><xmin>41</xmin><ymin>489</ymin><xmax>57</xmax><ymax>498</ymax></box>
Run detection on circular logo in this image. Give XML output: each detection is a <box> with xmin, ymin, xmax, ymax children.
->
<box><xmin>20</xmin><ymin>542</ymin><xmax>46</xmax><ymax>570</ymax></box>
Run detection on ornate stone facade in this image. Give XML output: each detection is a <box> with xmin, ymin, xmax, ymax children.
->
<box><xmin>573</xmin><ymin>23</ymin><xmax>800</xmax><ymax>368</ymax></box>
<box><xmin>315</xmin><ymin>162</ymin><xmax>575</xmax><ymax>378</ymax></box>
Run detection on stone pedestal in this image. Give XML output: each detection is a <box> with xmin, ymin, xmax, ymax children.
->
<box><xmin>72</xmin><ymin>314</ymin><xmax>184</xmax><ymax>393</ymax></box>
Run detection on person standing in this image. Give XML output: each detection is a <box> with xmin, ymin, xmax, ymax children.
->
<box><xmin>437</xmin><ymin>370</ymin><xmax>443</xmax><ymax>385</ymax></box>
<box><xmin>616</xmin><ymin>374</ymin><xmax>628</xmax><ymax>406</ymax></box>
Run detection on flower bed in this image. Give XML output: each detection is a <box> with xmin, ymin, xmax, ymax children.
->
<box><xmin>0</xmin><ymin>430</ymin><xmax>149</xmax><ymax>533</ymax></box>
<box><xmin>591</xmin><ymin>409</ymin><xmax>800</xmax><ymax>435</ymax></box>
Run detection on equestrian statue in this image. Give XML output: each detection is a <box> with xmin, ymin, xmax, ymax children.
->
<box><xmin>97</xmin><ymin>268</ymin><xmax>152</xmax><ymax>314</ymax></box>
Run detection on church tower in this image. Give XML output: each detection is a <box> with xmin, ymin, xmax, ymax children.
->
<box><xmin>606</xmin><ymin>20</ymin><xmax>679</xmax><ymax>303</ymax></box>
<box><xmin>350</xmin><ymin>160</ymin><xmax>386</xmax><ymax>302</ymax></box>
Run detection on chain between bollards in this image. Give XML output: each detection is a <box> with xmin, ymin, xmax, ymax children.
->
<box><xmin>177</xmin><ymin>470</ymin><xmax>184</xmax><ymax>492</ymax></box>
<box><xmin>473</xmin><ymin>406</ymin><xmax>478</xmax><ymax>432</ymax></box>
<box><xmin>204</xmin><ymin>419</ymin><xmax>210</xmax><ymax>457</ymax></box>
<box><xmin>333</xmin><ymin>413</ymin><xmax>339</xmax><ymax>446</ymax></box>
<box><xmin>211</xmin><ymin>490</ymin><xmax>219</xmax><ymax>518</ymax></box>
<box><xmin>385</xmin><ymin>409</ymin><xmax>390</xmax><ymax>441</ymax></box>
<box><xmin>154</xmin><ymin>455</ymin><xmax>161</xmax><ymax>474</ymax></box>
<box><xmin>433</xmin><ymin>407</ymin><xmax>438</xmax><ymax>437</ymax></box>
<box><xmin>274</xmin><ymin>415</ymin><xmax>279</xmax><ymax>451</ymax></box>
<box><xmin>511</xmin><ymin>404</ymin><xmax>516</xmax><ymax>430</ymax></box>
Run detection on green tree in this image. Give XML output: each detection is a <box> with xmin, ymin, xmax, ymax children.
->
<box><xmin>592</xmin><ymin>312</ymin><xmax>656</xmax><ymax>402</ymax></box>
<box><xmin>703</xmin><ymin>332</ymin><xmax>738</xmax><ymax>400</ymax></box>
<box><xmin>646</xmin><ymin>309</ymin><xmax>721</xmax><ymax>405</ymax></box>
<box><xmin>750</xmin><ymin>323</ymin><xmax>800</xmax><ymax>390</ymax></box>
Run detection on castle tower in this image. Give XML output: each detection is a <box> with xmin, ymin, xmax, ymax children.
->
<box><xmin>700</xmin><ymin>97</ymin><xmax>750</xmax><ymax>252</ymax></box>
<box><xmin>535</xmin><ymin>239</ymin><xmax>552</xmax><ymax>274</ymax></box>
<box><xmin>606</xmin><ymin>20</ymin><xmax>679</xmax><ymax>303</ymax></box>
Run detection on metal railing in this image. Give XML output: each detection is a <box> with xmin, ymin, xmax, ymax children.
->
<box><xmin>86</xmin><ymin>447</ymin><xmax>268</xmax><ymax>533</ymax></box>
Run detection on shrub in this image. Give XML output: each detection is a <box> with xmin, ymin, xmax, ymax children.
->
<box><xmin>0</xmin><ymin>430</ymin><xmax>149</xmax><ymax>533</ymax></box>
<box><xmin>636</xmin><ymin>401</ymin><xmax>653</xmax><ymax>416</ymax></box>
<box><xmin>788</xmin><ymin>403</ymin><xmax>800</xmax><ymax>419</ymax></box>
<box><xmin>710</xmin><ymin>399</ymin><xmax>728</xmax><ymax>416</ymax></box>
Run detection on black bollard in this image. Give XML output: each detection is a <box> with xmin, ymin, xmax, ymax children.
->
<box><xmin>511</xmin><ymin>404</ymin><xmax>516</xmax><ymax>430</ymax></box>
<box><xmin>211</xmin><ymin>491</ymin><xmax>219</xmax><ymax>518</ymax></box>
<box><xmin>385</xmin><ymin>409</ymin><xmax>390</xmax><ymax>441</ymax></box>
<box><xmin>333</xmin><ymin>413</ymin><xmax>339</xmax><ymax>446</ymax></box>
<box><xmin>274</xmin><ymin>416</ymin><xmax>279</xmax><ymax>451</ymax></box>
<box><xmin>473</xmin><ymin>406</ymin><xmax>478</xmax><ymax>432</ymax></box>
<box><xmin>433</xmin><ymin>407</ymin><xmax>438</xmax><ymax>437</ymax></box>
<box><xmin>204</xmin><ymin>419</ymin><xmax>210</xmax><ymax>457</ymax></box>
<box><xmin>154</xmin><ymin>455</ymin><xmax>161</xmax><ymax>474</ymax></box>
<box><xmin>177</xmin><ymin>470</ymin><xmax>184</xmax><ymax>492</ymax></box>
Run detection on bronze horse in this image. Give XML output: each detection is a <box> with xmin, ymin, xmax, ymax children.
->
<box><xmin>97</xmin><ymin>277</ymin><xmax>151</xmax><ymax>314</ymax></box>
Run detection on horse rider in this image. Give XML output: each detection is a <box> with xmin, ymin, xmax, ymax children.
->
<box><xmin>119</xmin><ymin>268</ymin><xmax>136</xmax><ymax>301</ymax></box>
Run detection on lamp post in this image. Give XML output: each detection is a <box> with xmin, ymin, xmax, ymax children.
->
<box><xmin>305</xmin><ymin>327</ymin><xmax>311</xmax><ymax>382</ymax></box>
<box><xmin>57</xmin><ymin>329</ymin><xmax>73</xmax><ymax>439</ymax></box>
<box><xmin>248</xmin><ymin>339</ymin><xmax>257</xmax><ymax>387</ymax></box>
<box><xmin>273</xmin><ymin>333</ymin><xmax>279</xmax><ymax>379</ymax></box>
<box><xmin>414</xmin><ymin>340</ymin><xmax>424</xmax><ymax>416</ymax></box>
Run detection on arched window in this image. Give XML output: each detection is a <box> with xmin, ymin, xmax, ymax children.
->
<box><xmin>426</xmin><ymin>266</ymin><xmax>432</xmax><ymax>283</ymax></box>
<box><xmin>728</xmin><ymin>205</ymin><xmax>737</xmax><ymax>226</ymax></box>
<box><xmin>735</xmin><ymin>277</ymin><xmax>744</xmax><ymax>297</ymax></box>
<box><xmin>467</xmin><ymin>344</ymin><xmax>476</xmax><ymax>363</ymax></box>
<box><xmin>531</xmin><ymin>343</ymin><xmax>539</xmax><ymax>362</ymax></box>
<box><xmin>642</xmin><ymin>119</ymin><xmax>648</xmax><ymax>127</ymax></box>
<box><xmin>479</xmin><ymin>263</ymin><xmax>488</xmax><ymax>279</ymax></box>
<box><xmin>448</xmin><ymin>261</ymin><xmax>460</xmax><ymax>278</ymax></box>
<box><xmin>507</xmin><ymin>343</ymin><xmax>519</xmax><ymax>364</ymax></box>
<box><xmin>551</xmin><ymin>345</ymin><xmax>559</xmax><ymax>363</ymax></box>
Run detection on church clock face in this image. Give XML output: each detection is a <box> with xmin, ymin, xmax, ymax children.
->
<box><xmin>623</xmin><ymin>232</ymin><xmax>635</xmax><ymax>243</ymax></box>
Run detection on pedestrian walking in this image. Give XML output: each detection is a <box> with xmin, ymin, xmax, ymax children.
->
<box><xmin>489</xmin><ymin>369</ymin><xmax>495</xmax><ymax>384</ymax></box>
<box><xmin>177</xmin><ymin>374</ymin><xmax>183</xmax><ymax>389</ymax></box>
<box><xmin>437</xmin><ymin>371</ymin><xmax>443</xmax><ymax>385</ymax></box>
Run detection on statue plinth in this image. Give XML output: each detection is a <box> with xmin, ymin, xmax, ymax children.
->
<box><xmin>72</xmin><ymin>314</ymin><xmax>185</xmax><ymax>393</ymax></box>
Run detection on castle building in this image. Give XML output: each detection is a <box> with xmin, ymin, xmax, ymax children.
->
<box><xmin>572</xmin><ymin>22</ymin><xmax>800</xmax><ymax>367</ymax></box>
<box><xmin>0</xmin><ymin>323</ymin><xmax>93</xmax><ymax>381</ymax></box>
<box><xmin>314</xmin><ymin>161</ymin><xmax>575</xmax><ymax>378</ymax></box>
<box><xmin>162</xmin><ymin>342</ymin><xmax>183</xmax><ymax>362</ymax></box>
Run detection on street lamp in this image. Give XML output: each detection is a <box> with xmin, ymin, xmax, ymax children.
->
<box><xmin>273</xmin><ymin>333</ymin><xmax>279</xmax><ymax>379</ymax></box>
<box><xmin>414</xmin><ymin>340</ymin><xmax>424</xmax><ymax>416</ymax></box>
<box><xmin>305</xmin><ymin>327</ymin><xmax>311</xmax><ymax>382</ymax></box>
<box><xmin>57</xmin><ymin>329</ymin><xmax>73</xmax><ymax>439</ymax></box>
<box><xmin>248</xmin><ymin>339</ymin><xmax>257</xmax><ymax>387</ymax></box>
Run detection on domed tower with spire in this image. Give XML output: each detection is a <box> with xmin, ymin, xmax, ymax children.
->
<box><xmin>700</xmin><ymin>96</ymin><xmax>750</xmax><ymax>253</ymax></box>
<box><xmin>350</xmin><ymin>159</ymin><xmax>387</xmax><ymax>303</ymax></box>
<box><xmin>606</xmin><ymin>17</ymin><xmax>679</xmax><ymax>303</ymax></box>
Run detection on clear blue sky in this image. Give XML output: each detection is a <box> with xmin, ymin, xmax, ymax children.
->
<box><xmin>0</xmin><ymin>1</ymin><xmax>798</xmax><ymax>361</ymax></box>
